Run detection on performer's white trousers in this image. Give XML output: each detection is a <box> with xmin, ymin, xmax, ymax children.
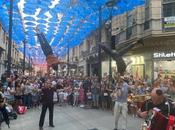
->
<box><xmin>114</xmin><ymin>102</ymin><xmax>128</xmax><ymax>130</ymax></box>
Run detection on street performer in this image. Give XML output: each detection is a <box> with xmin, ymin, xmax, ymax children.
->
<box><xmin>137</xmin><ymin>88</ymin><xmax>175</xmax><ymax>130</ymax></box>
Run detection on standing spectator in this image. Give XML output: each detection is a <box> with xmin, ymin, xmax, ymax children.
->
<box><xmin>78</xmin><ymin>85</ymin><xmax>85</xmax><ymax>107</ymax></box>
<box><xmin>23</xmin><ymin>80</ymin><xmax>32</xmax><ymax>109</ymax></box>
<box><xmin>144</xmin><ymin>74</ymin><xmax>151</xmax><ymax>87</ymax></box>
<box><xmin>91</xmin><ymin>79</ymin><xmax>100</xmax><ymax>108</ymax></box>
<box><xmin>73</xmin><ymin>88</ymin><xmax>79</xmax><ymax>106</ymax></box>
<box><xmin>14</xmin><ymin>80</ymin><xmax>24</xmax><ymax>111</ymax></box>
<box><xmin>167</xmin><ymin>79</ymin><xmax>175</xmax><ymax>100</ymax></box>
<box><xmin>101</xmin><ymin>86</ymin><xmax>109</xmax><ymax>110</ymax></box>
<box><xmin>83</xmin><ymin>77</ymin><xmax>92</xmax><ymax>104</ymax></box>
<box><xmin>113</xmin><ymin>76</ymin><xmax>129</xmax><ymax>130</ymax></box>
<box><xmin>39</xmin><ymin>80</ymin><xmax>56</xmax><ymax>130</ymax></box>
<box><xmin>58</xmin><ymin>89</ymin><xmax>64</xmax><ymax>106</ymax></box>
<box><xmin>86</xmin><ymin>89</ymin><xmax>92</xmax><ymax>108</ymax></box>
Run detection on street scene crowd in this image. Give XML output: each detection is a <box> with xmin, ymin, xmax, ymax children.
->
<box><xmin>0</xmin><ymin>72</ymin><xmax>175</xmax><ymax>129</ymax></box>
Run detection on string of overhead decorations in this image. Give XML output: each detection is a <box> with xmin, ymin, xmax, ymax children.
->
<box><xmin>0</xmin><ymin>0</ymin><xmax>145</xmax><ymax>64</ymax></box>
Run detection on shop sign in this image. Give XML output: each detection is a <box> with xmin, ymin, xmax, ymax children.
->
<box><xmin>164</xmin><ymin>16</ymin><xmax>175</xmax><ymax>29</ymax></box>
<box><xmin>153</xmin><ymin>52</ymin><xmax>175</xmax><ymax>58</ymax></box>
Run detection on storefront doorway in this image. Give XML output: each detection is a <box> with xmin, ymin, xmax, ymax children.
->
<box><xmin>154</xmin><ymin>60</ymin><xmax>175</xmax><ymax>80</ymax></box>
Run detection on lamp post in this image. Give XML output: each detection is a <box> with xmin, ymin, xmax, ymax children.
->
<box><xmin>98</xmin><ymin>6</ymin><xmax>102</xmax><ymax>83</ymax></box>
<box><xmin>67</xmin><ymin>44</ymin><xmax>70</xmax><ymax>76</ymax></box>
<box><xmin>23</xmin><ymin>40</ymin><xmax>26</xmax><ymax>75</ymax></box>
<box><xmin>106</xmin><ymin>0</ymin><xmax>116</xmax><ymax>84</ymax></box>
<box><xmin>29</xmin><ymin>54</ymin><xmax>31</xmax><ymax>76</ymax></box>
<box><xmin>7</xmin><ymin>0</ymin><xmax>13</xmax><ymax>77</ymax></box>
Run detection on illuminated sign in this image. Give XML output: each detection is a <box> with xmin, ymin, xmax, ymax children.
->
<box><xmin>153</xmin><ymin>52</ymin><xmax>175</xmax><ymax>58</ymax></box>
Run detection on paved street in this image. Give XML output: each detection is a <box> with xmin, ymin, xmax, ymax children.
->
<box><xmin>1</xmin><ymin>106</ymin><xmax>143</xmax><ymax>130</ymax></box>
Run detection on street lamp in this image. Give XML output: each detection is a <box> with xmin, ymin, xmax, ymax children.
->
<box><xmin>7</xmin><ymin>0</ymin><xmax>13</xmax><ymax>77</ymax></box>
<box><xmin>67</xmin><ymin>43</ymin><xmax>70</xmax><ymax>76</ymax></box>
<box><xmin>23</xmin><ymin>40</ymin><xmax>26</xmax><ymax>75</ymax></box>
<box><xmin>106</xmin><ymin>0</ymin><xmax>116</xmax><ymax>84</ymax></box>
<box><xmin>98</xmin><ymin>6</ymin><xmax>102</xmax><ymax>83</ymax></box>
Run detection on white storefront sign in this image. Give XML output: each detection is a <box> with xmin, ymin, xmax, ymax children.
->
<box><xmin>164</xmin><ymin>16</ymin><xmax>175</xmax><ymax>28</ymax></box>
<box><xmin>153</xmin><ymin>52</ymin><xmax>175</xmax><ymax>58</ymax></box>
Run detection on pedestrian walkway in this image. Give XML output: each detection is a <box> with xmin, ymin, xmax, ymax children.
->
<box><xmin>1</xmin><ymin>106</ymin><xmax>143</xmax><ymax>130</ymax></box>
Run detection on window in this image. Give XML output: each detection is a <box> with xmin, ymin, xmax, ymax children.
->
<box><xmin>3</xmin><ymin>33</ymin><xmax>6</xmax><ymax>44</ymax></box>
<box><xmin>127</xmin><ymin>14</ymin><xmax>133</xmax><ymax>27</ymax></box>
<box><xmin>126</xmin><ymin>27</ymin><xmax>132</xmax><ymax>39</ymax></box>
<box><xmin>163</xmin><ymin>2</ymin><xmax>175</xmax><ymax>17</ymax></box>
<box><xmin>144</xmin><ymin>1</ymin><xmax>150</xmax><ymax>30</ymax></box>
<box><xmin>145</xmin><ymin>0</ymin><xmax>150</xmax><ymax>7</ymax></box>
<box><xmin>72</xmin><ymin>47</ymin><xmax>75</xmax><ymax>56</ymax></box>
<box><xmin>144</xmin><ymin>21</ymin><xmax>150</xmax><ymax>30</ymax></box>
<box><xmin>163</xmin><ymin>2</ymin><xmax>175</xmax><ymax>31</ymax></box>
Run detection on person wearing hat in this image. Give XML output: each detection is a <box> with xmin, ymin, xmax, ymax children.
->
<box><xmin>113</xmin><ymin>76</ymin><xmax>129</xmax><ymax>130</ymax></box>
<box><xmin>39</xmin><ymin>79</ymin><xmax>57</xmax><ymax>130</ymax></box>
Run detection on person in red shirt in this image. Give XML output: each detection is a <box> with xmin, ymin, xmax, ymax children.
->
<box><xmin>137</xmin><ymin>88</ymin><xmax>175</xmax><ymax>130</ymax></box>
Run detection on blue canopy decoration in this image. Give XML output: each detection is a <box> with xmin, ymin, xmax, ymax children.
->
<box><xmin>0</xmin><ymin>0</ymin><xmax>145</xmax><ymax>64</ymax></box>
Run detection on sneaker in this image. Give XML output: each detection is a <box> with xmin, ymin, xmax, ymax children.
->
<box><xmin>39</xmin><ymin>127</ymin><xmax>43</xmax><ymax>130</ymax></box>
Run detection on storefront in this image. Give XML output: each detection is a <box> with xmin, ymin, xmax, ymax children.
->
<box><xmin>101</xmin><ymin>60</ymin><xmax>116</xmax><ymax>77</ymax></box>
<box><xmin>78</xmin><ymin>60</ymin><xmax>86</xmax><ymax>76</ymax></box>
<box><xmin>78</xmin><ymin>66</ymin><xmax>84</xmax><ymax>76</ymax></box>
<box><xmin>153</xmin><ymin>51</ymin><xmax>175</xmax><ymax>80</ymax></box>
<box><xmin>124</xmin><ymin>55</ymin><xmax>146</xmax><ymax>79</ymax></box>
<box><xmin>127</xmin><ymin>50</ymin><xmax>175</xmax><ymax>81</ymax></box>
<box><xmin>86</xmin><ymin>54</ymin><xmax>98</xmax><ymax>77</ymax></box>
<box><xmin>124</xmin><ymin>47</ymin><xmax>154</xmax><ymax>80</ymax></box>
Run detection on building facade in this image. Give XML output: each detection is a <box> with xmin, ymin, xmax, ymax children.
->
<box><xmin>0</xmin><ymin>23</ymin><xmax>24</xmax><ymax>76</ymax></box>
<box><xmin>63</xmin><ymin>0</ymin><xmax>175</xmax><ymax>80</ymax></box>
<box><xmin>111</xmin><ymin>0</ymin><xmax>175</xmax><ymax>81</ymax></box>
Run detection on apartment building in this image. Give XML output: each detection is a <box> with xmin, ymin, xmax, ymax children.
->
<box><xmin>0</xmin><ymin>23</ymin><xmax>24</xmax><ymax>76</ymax></box>
<box><xmin>111</xmin><ymin>0</ymin><xmax>175</xmax><ymax>80</ymax></box>
<box><xmin>63</xmin><ymin>0</ymin><xmax>175</xmax><ymax>79</ymax></box>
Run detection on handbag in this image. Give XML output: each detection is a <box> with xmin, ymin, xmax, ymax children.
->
<box><xmin>17</xmin><ymin>106</ymin><xmax>27</xmax><ymax>114</ymax></box>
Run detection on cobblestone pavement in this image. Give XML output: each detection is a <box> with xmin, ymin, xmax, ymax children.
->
<box><xmin>1</xmin><ymin>106</ymin><xmax>144</xmax><ymax>130</ymax></box>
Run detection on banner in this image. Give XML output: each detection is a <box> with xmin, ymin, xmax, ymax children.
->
<box><xmin>164</xmin><ymin>16</ymin><xmax>175</xmax><ymax>30</ymax></box>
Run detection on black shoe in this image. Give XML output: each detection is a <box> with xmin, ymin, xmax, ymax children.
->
<box><xmin>113</xmin><ymin>129</ymin><xmax>118</xmax><ymax>130</ymax></box>
<box><xmin>49</xmin><ymin>124</ymin><xmax>55</xmax><ymax>127</ymax></box>
<box><xmin>39</xmin><ymin>127</ymin><xmax>43</xmax><ymax>130</ymax></box>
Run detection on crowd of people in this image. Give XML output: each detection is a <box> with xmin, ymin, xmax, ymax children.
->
<box><xmin>0</xmin><ymin>72</ymin><xmax>175</xmax><ymax>130</ymax></box>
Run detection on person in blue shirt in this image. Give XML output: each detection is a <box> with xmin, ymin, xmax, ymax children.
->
<box><xmin>113</xmin><ymin>76</ymin><xmax>129</xmax><ymax>130</ymax></box>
